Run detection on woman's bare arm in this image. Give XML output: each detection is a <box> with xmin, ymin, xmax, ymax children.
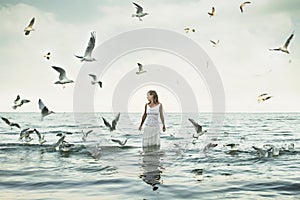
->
<box><xmin>139</xmin><ymin>104</ymin><xmax>147</xmax><ymax>130</ymax></box>
<box><xmin>159</xmin><ymin>104</ymin><xmax>166</xmax><ymax>132</ymax></box>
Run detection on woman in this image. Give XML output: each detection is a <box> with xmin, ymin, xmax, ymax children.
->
<box><xmin>139</xmin><ymin>90</ymin><xmax>166</xmax><ymax>148</ymax></box>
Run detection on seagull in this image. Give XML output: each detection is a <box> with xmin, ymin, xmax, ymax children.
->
<box><xmin>252</xmin><ymin>146</ymin><xmax>272</xmax><ymax>158</ymax></box>
<box><xmin>44</xmin><ymin>52</ymin><xmax>51</xmax><ymax>60</ymax></box>
<box><xmin>208</xmin><ymin>7</ymin><xmax>215</xmax><ymax>17</ymax></box>
<box><xmin>188</xmin><ymin>118</ymin><xmax>207</xmax><ymax>137</ymax></box>
<box><xmin>210</xmin><ymin>39</ymin><xmax>220</xmax><ymax>47</ymax></box>
<box><xmin>12</xmin><ymin>95</ymin><xmax>30</xmax><ymax>110</ymax></box>
<box><xmin>269</xmin><ymin>32</ymin><xmax>294</xmax><ymax>54</ymax></box>
<box><xmin>240</xmin><ymin>1</ymin><xmax>251</xmax><ymax>13</ymax></box>
<box><xmin>53</xmin><ymin>135</ymin><xmax>66</xmax><ymax>150</ymax></box>
<box><xmin>184</xmin><ymin>28</ymin><xmax>195</xmax><ymax>33</ymax></box>
<box><xmin>34</xmin><ymin>129</ymin><xmax>46</xmax><ymax>145</ymax></box>
<box><xmin>111</xmin><ymin>138</ymin><xmax>128</xmax><ymax>147</ymax></box>
<box><xmin>52</xmin><ymin>66</ymin><xmax>74</xmax><ymax>88</ymax></box>
<box><xmin>136</xmin><ymin>63</ymin><xmax>147</xmax><ymax>75</ymax></box>
<box><xmin>19</xmin><ymin>128</ymin><xmax>34</xmax><ymax>142</ymax></box>
<box><xmin>88</xmin><ymin>74</ymin><xmax>102</xmax><ymax>88</ymax></box>
<box><xmin>102</xmin><ymin>112</ymin><xmax>120</xmax><ymax>132</ymax></box>
<box><xmin>75</xmin><ymin>31</ymin><xmax>96</xmax><ymax>62</ymax></box>
<box><xmin>82</xmin><ymin>130</ymin><xmax>93</xmax><ymax>142</ymax></box>
<box><xmin>1</xmin><ymin>117</ymin><xmax>20</xmax><ymax>129</ymax></box>
<box><xmin>38</xmin><ymin>99</ymin><xmax>54</xmax><ymax>120</ymax></box>
<box><xmin>132</xmin><ymin>2</ymin><xmax>149</xmax><ymax>21</ymax></box>
<box><xmin>203</xmin><ymin>143</ymin><xmax>218</xmax><ymax>153</ymax></box>
<box><xmin>24</xmin><ymin>17</ymin><xmax>35</xmax><ymax>35</ymax></box>
<box><xmin>258</xmin><ymin>93</ymin><xmax>272</xmax><ymax>103</ymax></box>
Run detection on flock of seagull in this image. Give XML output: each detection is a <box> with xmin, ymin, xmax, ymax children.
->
<box><xmin>1</xmin><ymin>2</ymin><xmax>296</xmax><ymax>157</ymax></box>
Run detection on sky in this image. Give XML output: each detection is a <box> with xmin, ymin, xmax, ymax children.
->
<box><xmin>0</xmin><ymin>0</ymin><xmax>299</xmax><ymax>113</ymax></box>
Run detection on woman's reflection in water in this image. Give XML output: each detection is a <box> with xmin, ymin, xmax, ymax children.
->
<box><xmin>140</xmin><ymin>145</ymin><xmax>163</xmax><ymax>191</ymax></box>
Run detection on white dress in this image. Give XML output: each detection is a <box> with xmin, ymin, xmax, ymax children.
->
<box><xmin>143</xmin><ymin>104</ymin><xmax>161</xmax><ymax>147</ymax></box>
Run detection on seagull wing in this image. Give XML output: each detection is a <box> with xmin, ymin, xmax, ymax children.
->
<box><xmin>89</xmin><ymin>74</ymin><xmax>97</xmax><ymax>81</ymax></box>
<box><xmin>14</xmin><ymin>95</ymin><xmax>21</xmax><ymax>104</ymax></box>
<box><xmin>188</xmin><ymin>118</ymin><xmax>202</xmax><ymax>133</ymax></box>
<box><xmin>1</xmin><ymin>117</ymin><xmax>10</xmax><ymax>125</ymax></box>
<box><xmin>38</xmin><ymin>99</ymin><xmax>45</xmax><ymax>110</ymax></box>
<box><xmin>258</xmin><ymin>93</ymin><xmax>268</xmax><ymax>97</ymax></box>
<box><xmin>84</xmin><ymin>31</ymin><xmax>96</xmax><ymax>57</ymax></box>
<box><xmin>283</xmin><ymin>33</ymin><xmax>294</xmax><ymax>49</ymax></box>
<box><xmin>133</xmin><ymin>2</ymin><xmax>143</xmax><ymax>13</ymax></box>
<box><xmin>102</xmin><ymin>117</ymin><xmax>112</xmax><ymax>131</ymax></box>
<box><xmin>34</xmin><ymin>129</ymin><xmax>42</xmax><ymax>140</ymax></box>
<box><xmin>111</xmin><ymin>139</ymin><xmax>122</xmax><ymax>146</ymax></box>
<box><xmin>210</xmin><ymin>40</ymin><xmax>216</xmax><ymax>45</ymax></box>
<box><xmin>137</xmin><ymin>63</ymin><xmax>143</xmax><ymax>71</ymax></box>
<box><xmin>112</xmin><ymin>112</ymin><xmax>120</xmax><ymax>130</ymax></box>
<box><xmin>53</xmin><ymin>136</ymin><xmax>66</xmax><ymax>148</ymax></box>
<box><xmin>52</xmin><ymin>66</ymin><xmax>67</xmax><ymax>81</ymax></box>
<box><xmin>21</xmin><ymin>99</ymin><xmax>30</xmax><ymax>104</ymax></box>
<box><xmin>11</xmin><ymin>123</ymin><xmax>21</xmax><ymax>129</ymax></box>
<box><xmin>28</xmin><ymin>17</ymin><xmax>35</xmax><ymax>28</ymax></box>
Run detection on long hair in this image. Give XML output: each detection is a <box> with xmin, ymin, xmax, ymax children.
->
<box><xmin>148</xmin><ymin>90</ymin><xmax>159</xmax><ymax>104</ymax></box>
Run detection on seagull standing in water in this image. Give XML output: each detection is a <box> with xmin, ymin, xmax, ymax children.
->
<box><xmin>38</xmin><ymin>99</ymin><xmax>54</xmax><ymax>120</ymax></box>
<box><xmin>1</xmin><ymin>117</ymin><xmax>21</xmax><ymax>129</ymax></box>
<box><xmin>12</xmin><ymin>95</ymin><xmax>30</xmax><ymax>110</ymax></box>
<box><xmin>75</xmin><ymin>31</ymin><xmax>96</xmax><ymax>62</ymax></box>
<box><xmin>52</xmin><ymin>66</ymin><xmax>74</xmax><ymax>88</ymax></box>
<box><xmin>132</xmin><ymin>2</ymin><xmax>149</xmax><ymax>21</ymax></box>
<box><xmin>102</xmin><ymin>112</ymin><xmax>120</xmax><ymax>132</ymax></box>
<box><xmin>269</xmin><ymin>32</ymin><xmax>294</xmax><ymax>54</ymax></box>
<box><xmin>24</xmin><ymin>17</ymin><xmax>35</xmax><ymax>35</ymax></box>
<box><xmin>88</xmin><ymin>74</ymin><xmax>102</xmax><ymax>88</ymax></box>
<box><xmin>136</xmin><ymin>63</ymin><xmax>147</xmax><ymax>75</ymax></box>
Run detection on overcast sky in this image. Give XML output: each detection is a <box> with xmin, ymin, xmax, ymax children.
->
<box><xmin>0</xmin><ymin>0</ymin><xmax>299</xmax><ymax>113</ymax></box>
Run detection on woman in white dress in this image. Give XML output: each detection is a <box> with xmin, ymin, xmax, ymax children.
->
<box><xmin>138</xmin><ymin>90</ymin><xmax>166</xmax><ymax>148</ymax></box>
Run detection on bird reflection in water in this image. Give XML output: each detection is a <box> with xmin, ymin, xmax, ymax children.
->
<box><xmin>140</xmin><ymin>146</ymin><xmax>163</xmax><ymax>191</ymax></box>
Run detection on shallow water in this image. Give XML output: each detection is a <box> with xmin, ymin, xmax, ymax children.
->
<box><xmin>0</xmin><ymin>112</ymin><xmax>299</xmax><ymax>200</ymax></box>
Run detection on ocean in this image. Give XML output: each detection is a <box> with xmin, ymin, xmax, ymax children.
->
<box><xmin>0</xmin><ymin>112</ymin><xmax>299</xmax><ymax>200</ymax></box>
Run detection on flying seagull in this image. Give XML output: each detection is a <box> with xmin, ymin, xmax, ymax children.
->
<box><xmin>269</xmin><ymin>32</ymin><xmax>294</xmax><ymax>54</ymax></box>
<box><xmin>203</xmin><ymin>143</ymin><xmax>218</xmax><ymax>153</ymax></box>
<box><xmin>24</xmin><ymin>17</ymin><xmax>35</xmax><ymax>35</ymax></box>
<box><xmin>132</xmin><ymin>2</ymin><xmax>149</xmax><ymax>21</ymax></box>
<box><xmin>258</xmin><ymin>93</ymin><xmax>272</xmax><ymax>103</ymax></box>
<box><xmin>136</xmin><ymin>63</ymin><xmax>147</xmax><ymax>75</ymax></box>
<box><xmin>82</xmin><ymin>130</ymin><xmax>93</xmax><ymax>142</ymax></box>
<box><xmin>188</xmin><ymin>118</ymin><xmax>207</xmax><ymax>137</ymax></box>
<box><xmin>12</xmin><ymin>95</ymin><xmax>30</xmax><ymax>110</ymax></box>
<box><xmin>1</xmin><ymin>117</ymin><xmax>21</xmax><ymax>129</ymax></box>
<box><xmin>88</xmin><ymin>74</ymin><xmax>102</xmax><ymax>88</ymax></box>
<box><xmin>240</xmin><ymin>2</ymin><xmax>251</xmax><ymax>13</ymax></box>
<box><xmin>184</xmin><ymin>28</ymin><xmax>195</xmax><ymax>33</ymax></box>
<box><xmin>210</xmin><ymin>39</ymin><xmax>220</xmax><ymax>47</ymax></box>
<box><xmin>111</xmin><ymin>138</ymin><xmax>128</xmax><ymax>147</ymax></box>
<box><xmin>75</xmin><ymin>31</ymin><xmax>96</xmax><ymax>62</ymax></box>
<box><xmin>102</xmin><ymin>112</ymin><xmax>120</xmax><ymax>132</ymax></box>
<box><xmin>44</xmin><ymin>52</ymin><xmax>51</xmax><ymax>60</ymax></box>
<box><xmin>208</xmin><ymin>7</ymin><xmax>215</xmax><ymax>17</ymax></box>
<box><xmin>52</xmin><ymin>66</ymin><xmax>74</xmax><ymax>88</ymax></box>
<box><xmin>38</xmin><ymin>99</ymin><xmax>54</xmax><ymax>120</ymax></box>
